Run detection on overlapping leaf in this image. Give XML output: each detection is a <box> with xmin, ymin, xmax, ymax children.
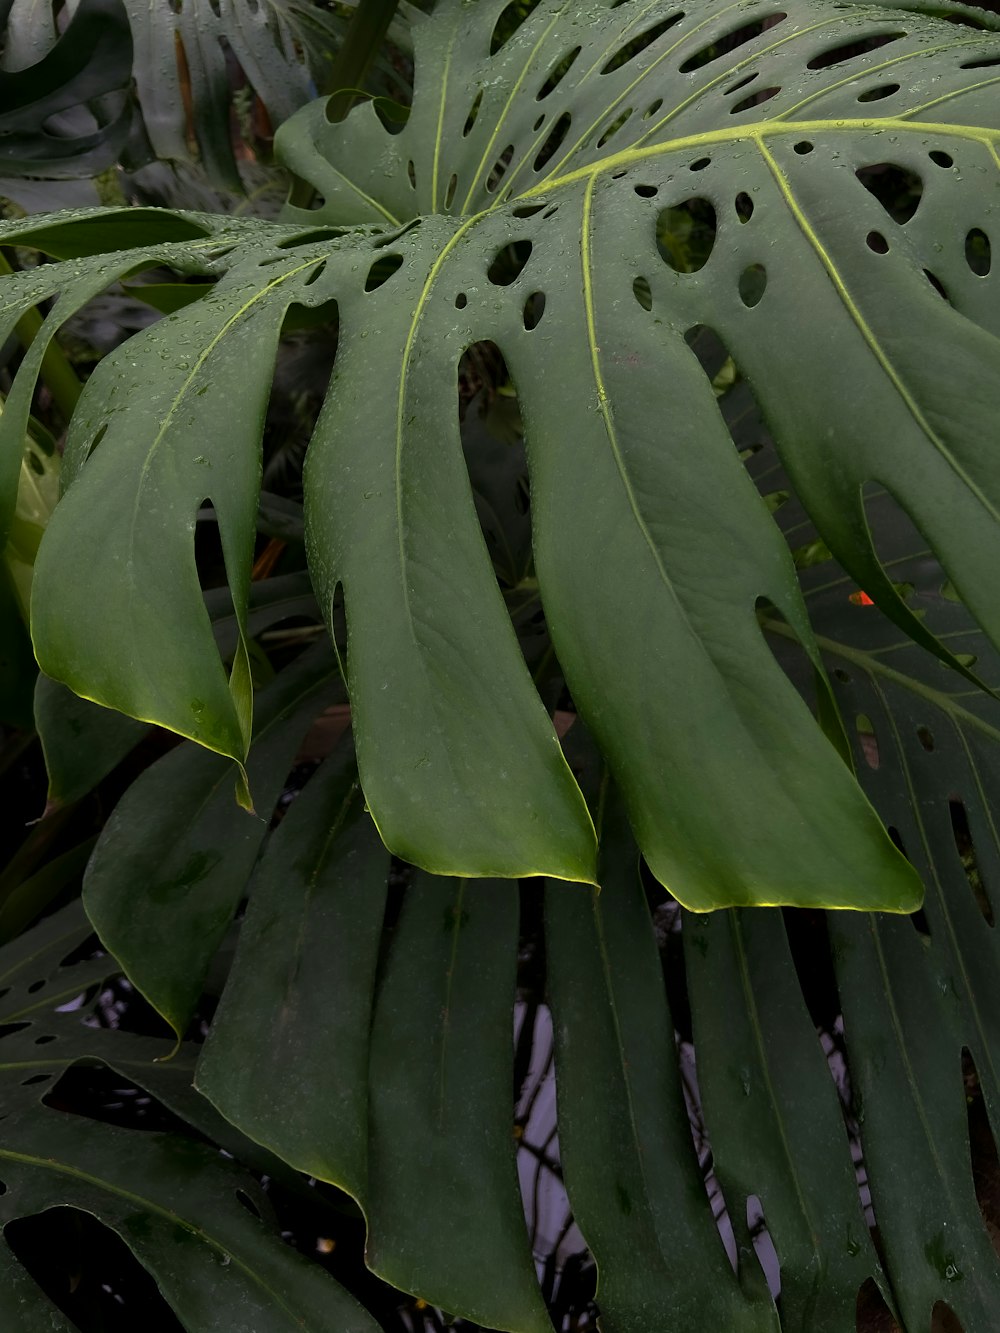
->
<box><xmin>5</xmin><ymin>0</ymin><xmax>1000</xmax><ymax>908</ymax></box>
<box><xmin>0</xmin><ymin>901</ymin><xmax>380</xmax><ymax>1332</ymax></box>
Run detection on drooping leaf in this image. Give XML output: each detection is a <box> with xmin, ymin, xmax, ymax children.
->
<box><xmin>545</xmin><ymin>763</ymin><xmax>777</xmax><ymax>1332</ymax></box>
<box><xmin>34</xmin><ymin>570</ymin><xmax>319</xmax><ymax>809</ymax></box>
<box><xmin>196</xmin><ymin>737</ymin><xmax>389</xmax><ymax>1203</ymax></box>
<box><xmin>683</xmin><ymin>907</ymin><xmax>889</xmax><ymax>1333</ymax></box>
<box><xmin>82</xmin><ymin>640</ymin><xmax>339</xmax><ymax>1037</ymax></box>
<box><xmin>197</xmin><ymin>739</ymin><xmax>550</xmax><ymax>1330</ymax></box>
<box><xmin>365</xmin><ymin>871</ymin><xmax>549</xmax><ymax>1332</ymax></box>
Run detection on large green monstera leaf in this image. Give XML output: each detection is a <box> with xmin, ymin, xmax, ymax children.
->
<box><xmin>4</xmin><ymin>0</ymin><xmax>1000</xmax><ymax>909</ymax></box>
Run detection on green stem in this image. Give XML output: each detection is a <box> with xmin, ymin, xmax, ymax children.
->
<box><xmin>288</xmin><ymin>0</ymin><xmax>402</xmax><ymax>209</ymax></box>
<box><xmin>0</xmin><ymin>252</ymin><xmax>82</xmax><ymax>422</ymax></box>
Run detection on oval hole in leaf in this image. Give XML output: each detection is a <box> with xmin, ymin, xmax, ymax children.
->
<box><xmin>536</xmin><ymin>45</ymin><xmax>581</xmax><ymax>98</ymax></box>
<box><xmin>866</xmin><ymin>231</ymin><xmax>889</xmax><ymax>254</ymax></box>
<box><xmin>6</xmin><ymin>1208</ymin><xmax>184</xmax><ymax>1328</ymax></box>
<box><xmin>949</xmin><ymin>798</ymin><xmax>994</xmax><ymax>926</ymax></box>
<box><xmin>929</xmin><ymin>149</ymin><xmax>954</xmax><ymax>168</ymax></box>
<box><xmin>794</xmin><ymin>140</ymin><xmax>814</xmax><ymax>154</ymax></box>
<box><xmin>856</xmin><ymin>162</ymin><xmax>923</xmax><ymax>223</ymax></box>
<box><xmin>463</xmin><ymin>90</ymin><xmax>483</xmax><ymax>136</ymax></box>
<box><xmin>963</xmin><ymin>1048</ymin><xmax>1000</xmax><ymax>1243</ymax></box>
<box><xmin>487</xmin><ymin>240</ymin><xmax>533</xmax><ymax>286</ymax></box>
<box><xmin>738</xmin><ymin>263</ymin><xmax>767</xmax><ymax>307</ymax></box>
<box><xmin>924</xmin><ymin>268</ymin><xmax>949</xmax><ymax>300</ymax></box>
<box><xmin>965</xmin><ymin>228</ymin><xmax>991</xmax><ymax>276</ymax></box>
<box><xmin>406</xmin><ymin>159</ymin><xmax>416</xmax><ymax>189</ymax></box>
<box><xmin>724</xmin><ymin>71</ymin><xmax>758</xmax><ymax>95</ymax></box>
<box><xmin>490</xmin><ymin>0</ymin><xmax>541</xmax><ymax>55</ymax></box>
<box><xmin>522</xmin><ymin>292</ymin><xmax>545</xmax><ymax>330</ymax></box>
<box><xmin>533</xmin><ymin>115</ymin><xmax>571</xmax><ymax>172</ymax></box>
<box><xmin>679</xmin><ymin>13</ymin><xmax>787</xmax><ymax>73</ymax></box>
<box><xmin>632</xmin><ymin>277</ymin><xmax>652</xmax><ymax>311</ymax></box>
<box><xmin>364</xmin><ymin>253</ymin><xmax>403</xmax><ymax>293</ymax></box>
<box><xmin>597</xmin><ymin>108</ymin><xmax>633</xmax><ymax>147</ymax></box>
<box><xmin>857</xmin><ymin>81</ymin><xmax>900</xmax><ymax>101</ymax></box>
<box><xmin>735</xmin><ymin>192</ymin><xmax>754</xmax><ymax>222</ymax></box>
<box><xmin>656</xmin><ymin>199</ymin><xmax>717</xmax><ymax>272</ymax></box>
<box><xmin>600</xmin><ymin>12</ymin><xmax>685</xmax><ymax>74</ymax></box>
<box><xmin>731</xmin><ymin>86</ymin><xmax>781</xmax><ymax>114</ymax></box>
<box><xmin>444</xmin><ymin>173</ymin><xmax>458</xmax><ymax>209</ymax></box>
<box><xmin>960</xmin><ymin>55</ymin><xmax>1000</xmax><ymax>69</ymax></box>
<box><xmin>917</xmin><ymin>726</ymin><xmax>934</xmax><ymax>752</ymax></box>
<box><xmin>855</xmin><ymin>714</ymin><xmax>879</xmax><ymax>770</ymax></box>
<box><xmin>488</xmin><ymin>144</ymin><xmax>515</xmax><ymax>191</ymax></box>
<box><xmin>806</xmin><ymin>30</ymin><xmax>904</xmax><ymax>70</ymax></box>
<box><xmin>634</xmin><ymin>184</ymin><xmax>658</xmax><ymax>198</ymax></box>
<box><xmin>642</xmin><ymin>97</ymin><xmax>663</xmax><ymax>119</ymax></box>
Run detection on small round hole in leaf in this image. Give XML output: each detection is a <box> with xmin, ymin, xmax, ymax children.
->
<box><xmin>487</xmin><ymin>240</ymin><xmax>533</xmax><ymax>286</ymax></box>
<box><xmin>656</xmin><ymin>199</ymin><xmax>717</xmax><ymax>272</ymax></box>
<box><xmin>929</xmin><ymin>149</ymin><xmax>953</xmax><ymax>168</ymax></box>
<box><xmin>793</xmin><ymin>140</ymin><xmax>813</xmax><ymax>154</ymax></box>
<box><xmin>866</xmin><ymin>231</ymin><xmax>889</xmax><ymax>253</ymax></box>
<box><xmin>857</xmin><ymin>82</ymin><xmax>900</xmax><ymax>102</ymax></box>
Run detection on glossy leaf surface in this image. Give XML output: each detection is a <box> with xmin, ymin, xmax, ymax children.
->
<box><xmin>7</xmin><ymin>0</ymin><xmax>1000</xmax><ymax>906</ymax></box>
<box><xmin>82</xmin><ymin>641</ymin><xmax>339</xmax><ymax>1036</ymax></box>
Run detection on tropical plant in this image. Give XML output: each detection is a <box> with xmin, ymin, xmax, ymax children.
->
<box><xmin>2</xmin><ymin>0</ymin><xmax>1000</xmax><ymax>1328</ymax></box>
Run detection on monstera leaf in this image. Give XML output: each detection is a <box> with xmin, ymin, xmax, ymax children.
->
<box><xmin>0</xmin><ymin>900</ymin><xmax>380</xmax><ymax>1332</ymax></box>
<box><xmin>4</xmin><ymin>0</ymin><xmax>1000</xmax><ymax>909</ymax></box>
